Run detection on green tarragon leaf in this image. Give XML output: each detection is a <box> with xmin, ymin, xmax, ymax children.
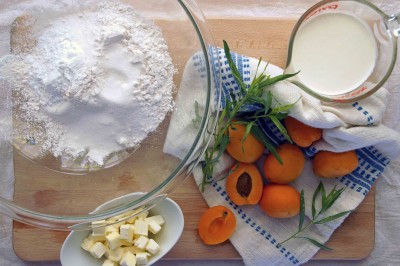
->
<box><xmin>312</xmin><ymin>182</ymin><xmax>323</xmax><ymax>219</ymax></box>
<box><xmin>314</xmin><ymin>210</ymin><xmax>353</xmax><ymax>224</ymax></box>
<box><xmin>269</xmin><ymin>115</ymin><xmax>292</xmax><ymax>142</ymax></box>
<box><xmin>263</xmin><ymin>91</ymin><xmax>273</xmax><ymax>111</ymax></box>
<box><xmin>258</xmin><ymin>72</ymin><xmax>299</xmax><ymax>88</ymax></box>
<box><xmin>295</xmin><ymin>237</ymin><xmax>333</xmax><ymax>251</ymax></box>
<box><xmin>251</xmin><ymin>126</ymin><xmax>282</xmax><ymax>164</ymax></box>
<box><xmin>299</xmin><ymin>190</ymin><xmax>305</xmax><ymax>231</ymax></box>
<box><xmin>243</xmin><ymin>121</ymin><xmax>255</xmax><ymax>144</ymax></box>
<box><xmin>223</xmin><ymin>40</ymin><xmax>247</xmax><ymax>92</ymax></box>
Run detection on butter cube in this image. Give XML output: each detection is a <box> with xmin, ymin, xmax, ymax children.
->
<box><xmin>105</xmin><ymin>225</ymin><xmax>118</xmax><ymax>235</ymax></box>
<box><xmin>145</xmin><ymin>215</ymin><xmax>164</xmax><ymax>226</ymax></box>
<box><xmin>120</xmin><ymin>239</ymin><xmax>134</xmax><ymax>247</ymax></box>
<box><xmin>112</xmin><ymin>221</ymin><xmax>125</xmax><ymax>228</ymax></box>
<box><xmin>112</xmin><ymin>212</ymin><xmax>128</xmax><ymax>221</ymax></box>
<box><xmin>116</xmin><ymin>210</ymin><xmax>135</xmax><ymax>222</ymax></box>
<box><xmin>148</xmin><ymin>220</ymin><xmax>161</xmax><ymax>234</ymax></box>
<box><xmin>135</xmin><ymin>252</ymin><xmax>150</xmax><ymax>265</ymax></box>
<box><xmin>122</xmin><ymin>210</ymin><xmax>136</xmax><ymax>223</ymax></box>
<box><xmin>89</xmin><ymin>242</ymin><xmax>107</xmax><ymax>259</ymax></box>
<box><xmin>92</xmin><ymin>219</ymin><xmax>107</xmax><ymax>226</ymax></box>
<box><xmin>105</xmin><ymin>246</ymin><xmax>124</xmax><ymax>262</ymax></box>
<box><xmin>120</xmin><ymin>251</ymin><xmax>136</xmax><ymax>266</ymax></box>
<box><xmin>91</xmin><ymin>220</ymin><xmax>107</xmax><ymax>236</ymax></box>
<box><xmin>145</xmin><ymin>239</ymin><xmax>160</xmax><ymax>255</ymax></box>
<box><xmin>106</xmin><ymin>217</ymin><xmax>118</xmax><ymax>223</ymax></box>
<box><xmin>102</xmin><ymin>259</ymin><xmax>116</xmax><ymax>266</ymax></box>
<box><xmin>81</xmin><ymin>238</ymin><xmax>94</xmax><ymax>252</ymax></box>
<box><xmin>126</xmin><ymin>215</ymin><xmax>138</xmax><ymax>224</ymax></box>
<box><xmin>137</xmin><ymin>210</ymin><xmax>149</xmax><ymax>220</ymax></box>
<box><xmin>106</xmin><ymin>231</ymin><xmax>122</xmax><ymax>250</ymax></box>
<box><xmin>134</xmin><ymin>220</ymin><xmax>148</xmax><ymax>236</ymax></box>
<box><xmin>123</xmin><ymin>210</ymin><xmax>136</xmax><ymax>217</ymax></box>
<box><xmin>124</xmin><ymin>246</ymin><xmax>145</xmax><ymax>255</ymax></box>
<box><xmin>88</xmin><ymin>233</ymin><xmax>107</xmax><ymax>242</ymax></box>
<box><xmin>134</xmin><ymin>235</ymin><xmax>148</xmax><ymax>250</ymax></box>
<box><xmin>120</xmin><ymin>224</ymin><xmax>135</xmax><ymax>242</ymax></box>
<box><xmin>126</xmin><ymin>208</ymin><xmax>145</xmax><ymax>223</ymax></box>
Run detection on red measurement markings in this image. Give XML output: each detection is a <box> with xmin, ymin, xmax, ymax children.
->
<box><xmin>333</xmin><ymin>86</ymin><xmax>368</xmax><ymax>102</ymax></box>
<box><xmin>305</xmin><ymin>2</ymin><xmax>339</xmax><ymax>20</ymax></box>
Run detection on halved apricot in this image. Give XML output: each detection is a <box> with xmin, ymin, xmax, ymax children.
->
<box><xmin>226</xmin><ymin>123</ymin><xmax>264</xmax><ymax>163</ymax></box>
<box><xmin>226</xmin><ymin>163</ymin><xmax>263</xmax><ymax>205</ymax></box>
<box><xmin>284</xmin><ymin>117</ymin><xmax>322</xmax><ymax>148</ymax></box>
<box><xmin>198</xmin><ymin>205</ymin><xmax>236</xmax><ymax>245</ymax></box>
<box><xmin>263</xmin><ymin>143</ymin><xmax>305</xmax><ymax>184</ymax></box>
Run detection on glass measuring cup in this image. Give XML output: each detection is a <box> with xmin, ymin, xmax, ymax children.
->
<box><xmin>284</xmin><ymin>0</ymin><xmax>400</xmax><ymax>103</ymax></box>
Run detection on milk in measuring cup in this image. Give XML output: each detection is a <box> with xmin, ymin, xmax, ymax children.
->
<box><xmin>289</xmin><ymin>12</ymin><xmax>377</xmax><ymax>96</ymax></box>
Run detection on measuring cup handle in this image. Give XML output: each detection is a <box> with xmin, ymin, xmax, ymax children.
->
<box><xmin>389</xmin><ymin>13</ymin><xmax>400</xmax><ymax>37</ymax></box>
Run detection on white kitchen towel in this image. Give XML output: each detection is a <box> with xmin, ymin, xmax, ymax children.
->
<box><xmin>164</xmin><ymin>47</ymin><xmax>400</xmax><ymax>266</ymax></box>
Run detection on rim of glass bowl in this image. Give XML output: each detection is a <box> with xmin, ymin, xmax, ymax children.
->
<box><xmin>285</xmin><ymin>0</ymin><xmax>398</xmax><ymax>103</ymax></box>
<box><xmin>0</xmin><ymin>0</ymin><xmax>221</xmax><ymax>230</ymax></box>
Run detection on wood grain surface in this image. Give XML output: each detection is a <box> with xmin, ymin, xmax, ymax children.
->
<box><xmin>12</xmin><ymin>18</ymin><xmax>374</xmax><ymax>262</ymax></box>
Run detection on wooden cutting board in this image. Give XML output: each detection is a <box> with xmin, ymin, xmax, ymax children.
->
<box><xmin>12</xmin><ymin>18</ymin><xmax>375</xmax><ymax>262</ymax></box>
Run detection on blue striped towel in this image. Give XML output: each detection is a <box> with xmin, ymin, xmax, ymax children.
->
<box><xmin>164</xmin><ymin>48</ymin><xmax>400</xmax><ymax>265</ymax></box>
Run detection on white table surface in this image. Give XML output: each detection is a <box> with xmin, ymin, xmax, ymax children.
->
<box><xmin>1</xmin><ymin>0</ymin><xmax>400</xmax><ymax>265</ymax></box>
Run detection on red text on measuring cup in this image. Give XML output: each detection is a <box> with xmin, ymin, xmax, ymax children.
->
<box><xmin>305</xmin><ymin>2</ymin><xmax>339</xmax><ymax>20</ymax></box>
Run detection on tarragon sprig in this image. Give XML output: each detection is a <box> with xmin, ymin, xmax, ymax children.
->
<box><xmin>280</xmin><ymin>182</ymin><xmax>353</xmax><ymax>250</ymax></box>
<box><xmin>199</xmin><ymin>40</ymin><xmax>298</xmax><ymax>192</ymax></box>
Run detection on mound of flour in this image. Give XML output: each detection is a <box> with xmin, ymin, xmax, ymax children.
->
<box><xmin>0</xmin><ymin>1</ymin><xmax>174</xmax><ymax>166</ymax></box>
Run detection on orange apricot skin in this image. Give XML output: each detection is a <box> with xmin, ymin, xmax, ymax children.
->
<box><xmin>259</xmin><ymin>184</ymin><xmax>300</xmax><ymax>218</ymax></box>
<box><xmin>226</xmin><ymin>163</ymin><xmax>263</xmax><ymax>205</ymax></box>
<box><xmin>198</xmin><ymin>206</ymin><xmax>236</xmax><ymax>245</ymax></box>
<box><xmin>313</xmin><ymin>150</ymin><xmax>359</xmax><ymax>178</ymax></box>
<box><xmin>263</xmin><ymin>143</ymin><xmax>305</xmax><ymax>184</ymax></box>
<box><xmin>226</xmin><ymin>123</ymin><xmax>264</xmax><ymax>163</ymax></box>
<box><xmin>284</xmin><ymin>117</ymin><xmax>322</xmax><ymax>148</ymax></box>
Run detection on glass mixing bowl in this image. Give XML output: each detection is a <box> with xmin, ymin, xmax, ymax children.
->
<box><xmin>0</xmin><ymin>0</ymin><xmax>220</xmax><ymax>229</ymax></box>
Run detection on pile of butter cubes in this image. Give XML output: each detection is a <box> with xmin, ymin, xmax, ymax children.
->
<box><xmin>81</xmin><ymin>208</ymin><xmax>164</xmax><ymax>266</ymax></box>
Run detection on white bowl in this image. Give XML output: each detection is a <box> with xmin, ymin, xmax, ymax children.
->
<box><xmin>60</xmin><ymin>192</ymin><xmax>184</xmax><ymax>266</ymax></box>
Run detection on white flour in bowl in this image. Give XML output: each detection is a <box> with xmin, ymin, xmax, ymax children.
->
<box><xmin>0</xmin><ymin>2</ymin><xmax>174</xmax><ymax>166</ymax></box>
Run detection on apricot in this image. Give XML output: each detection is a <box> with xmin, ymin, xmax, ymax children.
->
<box><xmin>198</xmin><ymin>205</ymin><xmax>236</xmax><ymax>245</ymax></box>
<box><xmin>259</xmin><ymin>184</ymin><xmax>300</xmax><ymax>218</ymax></box>
<box><xmin>226</xmin><ymin>163</ymin><xmax>263</xmax><ymax>205</ymax></box>
<box><xmin>313</xmin><ymin>150</ymin><xmax>358</xmax><ymax>178</ymax></box>
<box><xmin>226</xmin><ymin>123</ymin><xmax>264</xmax><ymax>163</ymax></box>
<box><xmin>284</xmin><ymin>116</ymin><xmax>322</xmax><ymax>148</ymax></box>
<box><xmin>263</xmin><ymin>143</ymin><xmax>305</xmax><ymax>184</ymax></box>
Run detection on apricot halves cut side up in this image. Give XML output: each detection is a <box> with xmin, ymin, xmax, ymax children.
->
<box><xmin>226</xmin><ymin>123</ymin><xmax>265</xmax><ymax>163</ymax></box>
<box><xmin>226</xmin><ymin>163</ymin><xmax>263</xmax><ymax>205</ymax></box>
<box><xmin>198</xmin><ymin>205</ymin><xmax>236</xmax><ymax>245</ymax></box>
